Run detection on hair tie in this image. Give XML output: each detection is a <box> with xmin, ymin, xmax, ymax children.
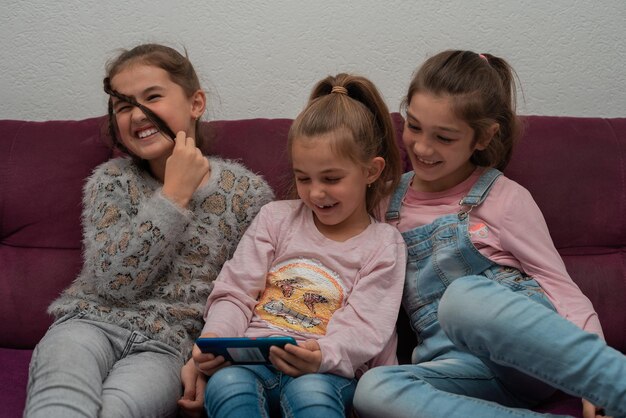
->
<box><xmin>478</xmin><ymin>53</ymin><xmax>488</xmax><ymax>61</ymax></box>
<box><xmin>331</xmin><ymin>85</ymin><xmax>348</xmax><ymax>95</ymax></box>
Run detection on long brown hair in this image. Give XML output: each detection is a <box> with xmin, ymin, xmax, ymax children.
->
<box><xmin>288</xmin><ymin>73</ymin><xmax>402</xmax><ymax>216</ymax></box>
<box><xmin>403</xmin><ymin>50</ymin><xmax>521</xmax><ymax>171</ymax></box>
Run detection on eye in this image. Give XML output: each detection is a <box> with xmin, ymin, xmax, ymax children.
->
<box><xmin>324</xmin><ymin>177</ymin><xmax>341</xmax><ymax>184</ymax></box>
<box><xmin>437</xmin><ymin>135</ymin><xmax>454</xmax><ymax>143</ymax></box>
<box><xmin>295</xmin><ymin>176</ymin><xmax>310</xmax><ymax>184</ymax></box>
<box><xmin>406</xmin><ymin>123</ymin><xmax>421</xmax><ymax>132</ymax></box>
<box><xmin>114</xmin><ymin>103</ymin><xmax>132</xmax><ymax>114</ymax></box>
<box><xmin>146</xmin><ymin>94</ymin><xmax>162</xmax><ymax>101</ymax></box>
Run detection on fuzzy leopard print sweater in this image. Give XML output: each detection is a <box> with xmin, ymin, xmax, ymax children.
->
<box><xmin>49</xmin><ymin>156</ymin><xmax>274</xmax><ymax>359</ymax></box>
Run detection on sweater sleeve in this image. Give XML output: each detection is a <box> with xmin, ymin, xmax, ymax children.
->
<box><xmin>81</xmin><ymin>160</ymin><xmax>193</xmax><ymax>300</ymax></box>
<box><xmin>201</xmin><ymin>204</ymin><xmax>277</xmax><ymax>337</ymax></box>
<box><xmin>499</xmin><ymin>186</ymin><xmax>604</xmax><ymax>338</ymax></box>
<box><xmin>317</xmin><ymin>232</ymin><xmax>407</xmax><ymax>378</ymax></box>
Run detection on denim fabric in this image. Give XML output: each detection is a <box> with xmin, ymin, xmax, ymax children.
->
<box><xmin>204</xmin><ymin>365</ymin><xmax>356</xmax><ymax>418</ymax></box>
<box><xmin>353</xmin><ymin>169</ymin><xmax>626</xmax><ymax>418</ymax></box>
<box><xmin>24</xmin><ymin>315</ymin><xmax>184</xmax><ymax>418</ymax></box>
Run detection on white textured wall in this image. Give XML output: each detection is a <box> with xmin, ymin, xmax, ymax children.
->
<box><xmin>1</xmin><ymin>0</ymin><xmax>625</xmax><ymax>121</ymax></box>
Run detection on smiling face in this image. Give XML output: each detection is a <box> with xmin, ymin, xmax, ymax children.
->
<box><xmin>292</xmin><ymin>132</ymin><xmax>381</xmax><ymax>241</ymax></box>
<box><xmin>110</xmin><ymin>63</ymin><xmax>204</xmax><ymax>170</ymax></box>
<box><xmin>403</xmin><ymin>92</ymin><xmax>489</xmax><ymax>192</ymax></box>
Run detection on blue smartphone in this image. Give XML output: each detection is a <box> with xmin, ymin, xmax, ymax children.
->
<box><xmin>195</xmin><ymin>336</ymin><xmax>297</xmax><ymax>364</ymax></box>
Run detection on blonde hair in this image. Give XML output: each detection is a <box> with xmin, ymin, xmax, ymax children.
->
<box><xmin>288</xmin><ymin>73</ymin><xmax>402</xmax><ymax>215</ymax></box>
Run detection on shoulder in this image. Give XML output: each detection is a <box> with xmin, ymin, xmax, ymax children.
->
<box><xmin>91</xmin><ymin>157</ymin><xmax>137</xmax><ymax>178</ymax></box>
<box><xmin>355</xmin><ymin>222</ymin><xmax>406</xmax><ymax>273</ymax></box>
<box><xmin>369</xmin><ymin>220</ymin><xmax>405</xmax><ymax>244</ymax></box>
<box><xmin>208</xmin><ymin>157</ymin><xmax>274</xmax><ymax>197</ymax></box>
<box><xmin>83</xmin><ymin>157</ymin><xmax>145</xmax><ymax>195</ymax></box>
<box><xmin>86</xmin><ymin>157</ymin><xmax>143</xmax><ymax>186</ymax></box>
<box><xmin>483</xmin><ymin>173</ymin><xmax>544</xmax><ymax>226</ymax></box>
<box><xmin>352</xmin><ymin>221</ymin><xmax>406</xmax><ymax>263</ymax></box>
<box><xmin>489</xmin><ymin>173</ymin><xmax>536</xmax><ymax>204</ymax></box>
<box><xmin>256</xmin><ymin>200</ymin><xmax>303</xmax><ymax>221</ymax></box>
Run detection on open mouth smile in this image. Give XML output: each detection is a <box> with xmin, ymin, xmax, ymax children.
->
<box><xmin>135</xmin><ymin>127</ymin><xmax>159</xmax><ymax>139</ymax></box>
<box><xmin>417</xmin><ymin>156</ymin><xmax>441</xmax><ymax>166</ymax></box>
<box><xmin>315</xmin><ymin>202</ymin><xmax>338</xmax><ymax>210</ymax></box>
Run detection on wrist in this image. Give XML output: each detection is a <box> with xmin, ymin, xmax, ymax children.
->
<box><xmin>161</xmin><ymin>187</ymin><xmax>190</xmax><ymax>208</ymax></box>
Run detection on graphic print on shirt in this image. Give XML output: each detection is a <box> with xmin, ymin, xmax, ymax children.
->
<box><xmin>255</xmin><ymin>258</ymin><xmax>345</xmax><ymax>335</ymax></box>
<box><xmin>469</xmin><ymin>222</ymin><xmax>489</xmax><ymax>239</ymax></box>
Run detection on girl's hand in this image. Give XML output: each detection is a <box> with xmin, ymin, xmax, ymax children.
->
<box><xmin>162</xmin><ymin>131</ymin><xmax>210</xmax><ymax>208</ymax></box>
<box><xmin>178</xmin><ymin>358</ymin><xmax>207</xmax><ymax>418</ymax></box>
<box><xmin>191</xmin><ymin>332</ymin><xmax>231</xmax><ymax>377</ymax></box>
<box><xmin>269</xmin><ymin>339</ymin><xmax>322</xmax><ymax>377</ymax></box>
<box><xmin>582</xmin><ymin>399</ymin><xmax>612</xmax><ymax>418</ymax></box>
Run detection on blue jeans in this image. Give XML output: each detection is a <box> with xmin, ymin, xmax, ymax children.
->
<box><xmin>24</xmin><ymin>314</ymin><xmax>184</xmax><ymax>418</ymax></box>
<box><xmin>354</xmin><ymin>276</ymin><xmax>626</xmax><ymax>418</ymax></box>
<box><xmin>204</xmin><ymin>365</ymin><xmax>356</xmax><ymax>418</ymax></box>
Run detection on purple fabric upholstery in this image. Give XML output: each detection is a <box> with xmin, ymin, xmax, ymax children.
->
<box><xmin>505</xmin><ymin>116</ymin><xmax>626</xmax><ymax>351</ymax></box>
<box><xmin>1</xmin><ymin>115</ymin><xmax>624</xmax><ymax>417</ymax></box>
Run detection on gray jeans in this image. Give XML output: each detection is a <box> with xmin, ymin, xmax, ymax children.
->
<box><xmin>24</xmin><ymin>314</ymin><xmax>184</xmax><ymax>418</ymax></box>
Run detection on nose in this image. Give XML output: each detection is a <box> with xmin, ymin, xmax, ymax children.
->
<box><xmin>310</xmin><ymin>182</ymin><xmax>326</xmax><ymax>200</ymax></box>
<box><xmin>407</xmin><ymin>132</ymin><xmax>434</xmax><ymax>157</ymax></box>
<box><xmin>130</xmin><ymin>105</ymin><xmax>146</xmax><ymax>123</ymax></box>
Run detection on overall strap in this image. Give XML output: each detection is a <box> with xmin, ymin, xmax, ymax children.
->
<box><xmin>385</xmin><ymin>171</ymin><xmax>414</xmax><ymax>222</ymax></box>
<box><xmin>458</xmin><ymin>168</ymin><xmax>502</xmax><ymax>218</ymax></box>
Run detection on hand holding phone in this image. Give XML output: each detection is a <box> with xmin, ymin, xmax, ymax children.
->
<box><xmin>195</xmin><ymin>336</ymin><xmax>297</xmax><ymax>365</ymax></box>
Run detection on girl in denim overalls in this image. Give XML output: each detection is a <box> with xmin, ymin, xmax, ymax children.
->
<box><xmin>353</xmin><ymin>50</ymin><xmax>626</xmax><ymax>418</ymax></box>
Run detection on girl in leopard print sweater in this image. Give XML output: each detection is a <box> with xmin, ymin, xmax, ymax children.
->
<box><xmin>25</xmin><ymin>44</ymin><xmax>273</xmax><ymax>418</ymax></box>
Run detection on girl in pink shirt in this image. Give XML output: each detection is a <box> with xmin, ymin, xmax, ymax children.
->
<box><xmin>189</xmin><ymin>73</ymin><xmax>407</xmax><ymax>418</ymax></box>
<box><xmin>354</xmin><ymin>50</ymin><xmax>626</xmax><ymax>418</ymax></box>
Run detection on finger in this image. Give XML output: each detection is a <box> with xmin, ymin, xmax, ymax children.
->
<box><xmin>302</xmin><ymin>339</ymin><xmax>321</xmax><ymax>351</ymax></box>
<box><xmin>282</xmin><ymin>344</ymin><xmax>317</xmax><ymax>363</ymax></box>
<box><xmin>180</xmin><ymin>361</ymin><xmax>197</xmax><ymax>399</ymax></box>
<box><xmin>195</xmin><ymin>374</ymin><xmax>206</xmax><ymax>400</ymax></box>
<box><xmin>198</xmin><ymin>358</ymin><xmax>230</xmax><ymax>376</ymax></box>
<box><xmin>181</xmin><ymin>381</ymin><xmax>195</xmax><ymax>400</ymax></box>
<box><xmin>581</xmin><ymin>399</ymin><xmax>599</xmax><ymax>418</ymax></box>
<box><xmin>270</xmin><ymin>346</ymin><xmax>300</xmax><ymax>364</ymax></box>
<box><xmin>174</xmin><ymin>131</ymin><xmax>187</xmax><ymax>148</ymax></box>
<box><xmin>186</xmin><ymin>133</ymin><xmax>197</xmax><ymax>149</ymax></box>
<box><xmin>196</xmin><ymin>356</ymin><xmax>223</xmax><ymax>371</ymax></box>
<box><xmin>270</xmin><ymin>352</ymin><xmax>302</xmax><ymax>377</ymax></box>
<box><xmin>270</xmin><ymin>347</ymin><xmax>312</xmax><ymax>373</ymax></box>
<box><xmin>177</xmin><ymin>398</ymin><xmax>204</xmax><ymax>418</ymax></box>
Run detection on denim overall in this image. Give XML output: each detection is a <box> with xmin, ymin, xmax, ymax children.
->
<box><xmin>386</xmin><ymin>168</ymin><xmax>554</xmax><ymax>365</ymax></box>
<box><xmin>352</xmin><ymin>168</ymin><xmax>626</xmax><ymax>417</ymax></box>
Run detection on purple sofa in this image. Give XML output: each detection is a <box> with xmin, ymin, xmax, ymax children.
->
<box><xmin>1</xmin><ymin>115</ymin><xmax>624</xmax><ymax>417</ymax></box>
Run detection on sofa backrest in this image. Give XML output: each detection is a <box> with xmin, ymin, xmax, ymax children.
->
<box><xmin>0</xmin><ymin>119</ymin><xmax>113</xmax><ymax>347</ymax></box>
<box><xmin>1</xmin><ymin>115</ymin><xmax>624</xmax><ymax>353</ymax></box>
<box><xmin>504</xmin><ymin>116</ymin><xmax>626</xmax><ymax>350</ymax></box>
<box><xmin>203</xmin><ymin>113</ymin><xmax>409</xmax><ymax>199</ymax></box>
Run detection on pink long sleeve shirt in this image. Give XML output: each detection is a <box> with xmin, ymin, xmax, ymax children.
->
<box><xmin>392</xmin><ymin>168</ymin><xmax>604</xmax><ymax>338</ymax></box>
<box><xmin>202</xmin><ymin>200</ymin><xmax>407</xmax><ymax>378</ymax></box>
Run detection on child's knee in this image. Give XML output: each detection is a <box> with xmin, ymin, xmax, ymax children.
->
<box><xmin>206</xmin><ymin>366</ymin><xmax>248</xmax><ymax>390</ymax></box>
<box><xmin>439</xmin><ymin>276</ymin><xmax>494</xmax><ymax>334</ymax></box>
<box><xmin>354</xmin><ymin>367</ymin><xmax>393</xmax><ymax>410</ymax></box>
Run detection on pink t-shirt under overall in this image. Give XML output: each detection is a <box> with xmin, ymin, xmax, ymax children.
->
<box><xmin>391</xmin><ymin>168</ymin><xmax>603</xmax><ymax>338</ymax></box>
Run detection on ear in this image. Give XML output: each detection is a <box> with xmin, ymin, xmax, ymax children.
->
<box><xmin>190</xmin><ymin>89</ymin><xmax>206</xmax><ymax>119</ymax></box>
<box><xmin>475</xmin><ymin>122</ymin><xmax>499</xmax><ymax>151</ymax></box>
<box><xmin>366</xmin><ymin>156</ymin><xmax>386</xmax><ymax>185</ymax></box>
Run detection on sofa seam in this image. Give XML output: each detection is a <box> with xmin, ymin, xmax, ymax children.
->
<box><xmin>0</xmin><ymin>121</ymin><xmax>26</xmax><ymax>238</ymax></box>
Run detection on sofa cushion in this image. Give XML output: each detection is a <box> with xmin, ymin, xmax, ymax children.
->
<box><xmin>0</xmin><ymin>118</ymin><xmax>112</xmax><ymax>347</ymax></box>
